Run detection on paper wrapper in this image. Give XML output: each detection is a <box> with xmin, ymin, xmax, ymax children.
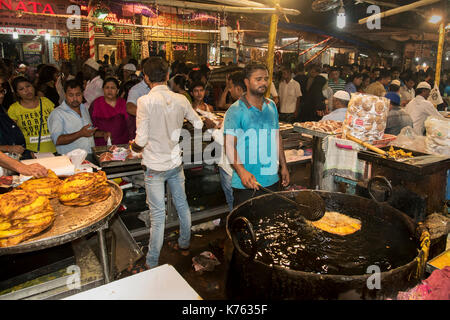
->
<box><xmin>342</xmin><ymin>93</ymin><xmax>390</xmax><ymax>143</ymax></box>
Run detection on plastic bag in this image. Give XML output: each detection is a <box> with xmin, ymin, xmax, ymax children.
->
<box><xmin>66</xmin><ymin>148</ymin><xmax>87</xmax><ymax>169</ymax></box>
<box><xmin>388</xmin><ymin>126</ymin><xmax>427</xmax><ymax>153</ymax></box>
<box><xmin>342</xmin><ymin>93</ymin><xmax>390</xmax><ymax>143</ymax></box>
<box><xmin>424</xmin><ymin>116</ymin><xmax>450</xmax><ymax>156</ymax></box>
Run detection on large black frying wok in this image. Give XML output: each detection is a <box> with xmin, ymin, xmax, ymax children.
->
<box><xmin>226</xmin><ymin>187</ymin><xmax>428</xmax><ymax>300</ymax></box>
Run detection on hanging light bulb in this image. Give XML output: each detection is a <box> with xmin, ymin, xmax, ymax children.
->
<box><xmin>428</xmin><ymin>15</ymin><xmax>442</xmax><ymax>24</ymax></box>
<box><xmin>12</xmin><ymin>30</ymin><xmax>19</xmax><ymax>39</ymax></box>
<box><xmin>45</xmin><ymin>31</ymin><xmax>51</xmax><ymax>41</ymax></box>
<box><xmin>336</xmin><ymin>2</ymin><xmax>346</xmax><ymax>29</ymax></box>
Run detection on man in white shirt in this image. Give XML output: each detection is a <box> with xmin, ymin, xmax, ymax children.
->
<box><xmin>126</xmin><ymin>58</ymin><xmax>150</xmax><ymax>139</ymax></box>
<box><xmin>404</xmin><ymin>81</ymin><xmax>446</xmax><ymax>135</ymax></box>
<box><xmin>320</xmin><ymin>90</ymin><xmax>350</xmax><ymax>122</ymax></box>
<box><xmin>399</xmin><ymin>76</ymin><xmax>415</xmax><ymax>107</ymax></box>
<box><xmin>278</xmin><ymin>65</ymin><xmax>302</xmax><ymax>123</ymax></box>
<box><xmin>130</xmin><ymin>57</ymin><xmax>216</xmax><ymax>269</ymax></box>
<box><xmin>82</xmin><ymin>58</ymin><xmax>103</xmax><ymax>109</ymax></box>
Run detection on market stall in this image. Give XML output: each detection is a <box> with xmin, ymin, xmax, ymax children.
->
<box><xmin>0</xmin><ymin>165</ymin><xmax>139</xmax><ymax>299</ymax></box>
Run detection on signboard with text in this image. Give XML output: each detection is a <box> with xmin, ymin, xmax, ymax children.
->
<box><xmin>0</xmin><ymin>0</ymin><xmax>67</xmax><ymax>30</ymax></box>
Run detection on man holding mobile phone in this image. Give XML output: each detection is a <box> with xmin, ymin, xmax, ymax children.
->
<box><xmin>48</xmin><ymin>80</ymin><xmax>110</xmax><ymax>156</ymax></box>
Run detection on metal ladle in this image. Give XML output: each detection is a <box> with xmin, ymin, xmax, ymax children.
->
<box><xmin>256</xmin><ymin>183</ymin><xmax>325</xmax><ymax>221</ymax></box>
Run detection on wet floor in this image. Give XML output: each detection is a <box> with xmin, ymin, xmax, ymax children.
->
<box><xmin>117</xmin><ymin>224</ymin><xmax>231</xmax><ymax>300</ymax></box>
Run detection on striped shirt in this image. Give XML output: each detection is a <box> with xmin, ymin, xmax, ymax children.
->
<box><xmin>328</xmin><ymin>78</ymin><xmax>346</xmax><ymax>93</ymax></box>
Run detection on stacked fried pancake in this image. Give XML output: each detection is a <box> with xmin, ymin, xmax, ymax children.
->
<box><xmin>18</xmin><ymin>170</ymin><xmax>62</xmax><ymax>198</ymax></box>
<box><xmin>0</xmin><ymin>189</ymin><xmax>55</xmax><ymax>247</ymax></box>
<box><xmin>58</xmin><ymin>171</ymin><xmax>110</xmax><ymax>206</ymax></box>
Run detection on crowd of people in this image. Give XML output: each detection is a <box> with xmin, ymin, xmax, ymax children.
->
<box><xmin>0</xmin><ymin>55</ymin><xmax>449</xmax><ymax>269</ymax></box>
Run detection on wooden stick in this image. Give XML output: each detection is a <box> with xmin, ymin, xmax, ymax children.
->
<box><xmin>346</xmin><ymin>134</ymin><xmax>387</xmax><ymax>156</ymax></box>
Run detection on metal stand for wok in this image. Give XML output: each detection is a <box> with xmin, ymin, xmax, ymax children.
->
<box><xmin>0</xmin><ymin>182</ymin><xmax>123</xmax><ymax>299</ymax></box>
<box><xmin>293</xmin><ymin>125</ymin><xmax>334</xmax><ymax>189</ymax></box>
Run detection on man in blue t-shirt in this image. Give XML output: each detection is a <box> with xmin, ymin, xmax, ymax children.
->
<box><xmin>224</xmin><ymin>62</ymin><xmax>290</xmax><ymax>207</ymax></box>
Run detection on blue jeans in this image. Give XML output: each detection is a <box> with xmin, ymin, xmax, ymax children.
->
<box><xmin>144</xmin><ymin>165</ymin><xmax>191</xmax><ymax>268</ymax></box>
<box><xmin>219</xmin><ymin>167</ymin><xmax>233</xmax><ymax>212</ymax></box>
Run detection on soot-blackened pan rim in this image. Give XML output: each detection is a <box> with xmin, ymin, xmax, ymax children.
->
<box><xmin>226</xmin><ymin>190</ymin><xmax>422</xmax><ymax>280</ymax></box>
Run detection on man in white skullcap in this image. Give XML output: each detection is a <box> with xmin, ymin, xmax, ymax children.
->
<box><xmin>404</xmin><ymin>81</ymin><xmax>446</xmax><ymax>135</ymax></box>
<box><xmin>320</xmin><ymin>90</ymin><xmax>350</xmax><ymax>122</ymax></box>
<box><xmin>123</xmin><ymin>63</ymin><xmax>137</xmax><ymax>83</ymax></box>
<box><xmin>82</xmin><ymin>58</ymin><xmax>103</xmax><ymax>109</ymax></box>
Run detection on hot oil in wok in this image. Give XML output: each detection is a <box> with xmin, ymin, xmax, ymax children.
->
<box><xmin>237</xmin><ymin>208</ymin><xmax>418</xmax><ymax>276</ymax></box>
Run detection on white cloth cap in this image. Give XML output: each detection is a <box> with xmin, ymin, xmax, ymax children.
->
<box><xmin>84</xmin><ymin>58</ymin><xmax>100</xmax><ymax>71</ymax></box>
<box><xmin>391</xmin><ymin>79</ymin><xmax>401</xmax><ymax>86</ymax></box>
<box><xmin>123</xmin><ymin>63</ymin><xmax>136</xmax><ymax>72</ymax></box>
<box><xmin>333</xmin><ymin>90</ymin><xmax>350</xmax><ymax>101</ymax></box>
<box><xmin>416</xmin><ymin>81</ymin><xmax>431</xmax><ymax>90</ymax></box>
<box><xmin>18</xmin><ymin>64</ymin><xmax>26</xmax><ymax>68</ymax></box>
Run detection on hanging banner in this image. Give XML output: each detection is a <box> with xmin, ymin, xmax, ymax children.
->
<box><xmin>0</xmin><ymin>0</ymin><xmax>68</xmax><ymax>30</ymax></box>
<box><xmin>141</xmin><ymin>14</ymin><xmax>216</xmax><ymax>44</ymax></box>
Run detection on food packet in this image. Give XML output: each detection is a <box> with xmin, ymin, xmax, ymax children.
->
<box><xmin>342</xmin><ymin>93</ymin><xmax>390</xmax><ymax>143</ymax></box>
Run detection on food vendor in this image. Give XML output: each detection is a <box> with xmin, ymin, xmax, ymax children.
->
<box><xmin>0</xmin><ymin>151</ymin><xmax>47</xmax><ymax>178</ymax></box>
<box><xmin>190</xmin><ymin>82</ymin><xmax>214</xmax><ymax>112</ymax></box>
<box><xmin>320</xmin><ymin>90</ymin><xmax>350</xmax><ymax>122</ymax></box>
<box><xmin>224</xmin><ymin>62</ymin><xmax>289</xmax><ymax>207</ymax></box>
<box><xmin>404</xmin><ymin>82</ymin><xmax>446</xmax><ymax>135</ymax></box>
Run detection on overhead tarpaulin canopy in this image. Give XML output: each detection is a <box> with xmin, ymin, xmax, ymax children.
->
<box><xmin>274</xmin><ymin>21</ymin><xmax>385</xmax><ymax>52</ymax></box>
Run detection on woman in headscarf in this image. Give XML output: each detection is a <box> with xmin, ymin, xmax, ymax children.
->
<box><xmin>297</xmin><ymin>64</ymin><xmax>327</xmax><ymax>122</ymax></box>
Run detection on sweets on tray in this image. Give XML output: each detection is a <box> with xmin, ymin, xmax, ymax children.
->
<box><xmin>295</xmin><ymin>120</ymin><xmax>343</xmax><ymax>134</ymax></box>
<box><xmin>0</xmin><ymin>189</ymin><xmax>55</xmax><ymax>247</ymax></box>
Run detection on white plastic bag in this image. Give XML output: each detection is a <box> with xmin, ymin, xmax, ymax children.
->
<box><xmin>424</xmin><ymin>116</ymin><xmax>450</xmax><ymax>156</ymax></box>
<box><xmin>66</xmin><ymin>148</ymin><xmax>87</xmax><ymax>169</ymax></box>
<box><xmin>388</xmin><ymin>126</ymin><xmax>427</xmax><ymax>153</ymax></box>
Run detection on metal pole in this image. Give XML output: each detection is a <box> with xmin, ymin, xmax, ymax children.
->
<box><xmin>265</xmin><ymin>4</ymin><xmax>279</xmax><ymax>98</ymax></box>
<box><xmin>87</xmin><ymin>0</ymin><xmax>96</xmax><ymax>60</ymax></box>
<box><xmin>435</xmin><ymin>21</ymin><xmax>445</xmax><ymax>87</ymax></box>
<box><xmin>358</xmin><ymin>0</ymin><xmax>441</xmax><ymax>25</ymax></box>
<box><xmin>298</xmin><ymin>37</ymin><xmax>332</xmax><ymax>58</ymax></box>
<box><xmin>97</xmin><ymin>227</ymin><xmax>111</xmax><ymax>283</ymax></box>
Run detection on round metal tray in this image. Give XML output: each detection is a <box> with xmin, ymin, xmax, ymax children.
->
<box><xmin>0</xmin><ymin>181</ymin><xmax>123</xmax><ymax>255</ymax></box>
